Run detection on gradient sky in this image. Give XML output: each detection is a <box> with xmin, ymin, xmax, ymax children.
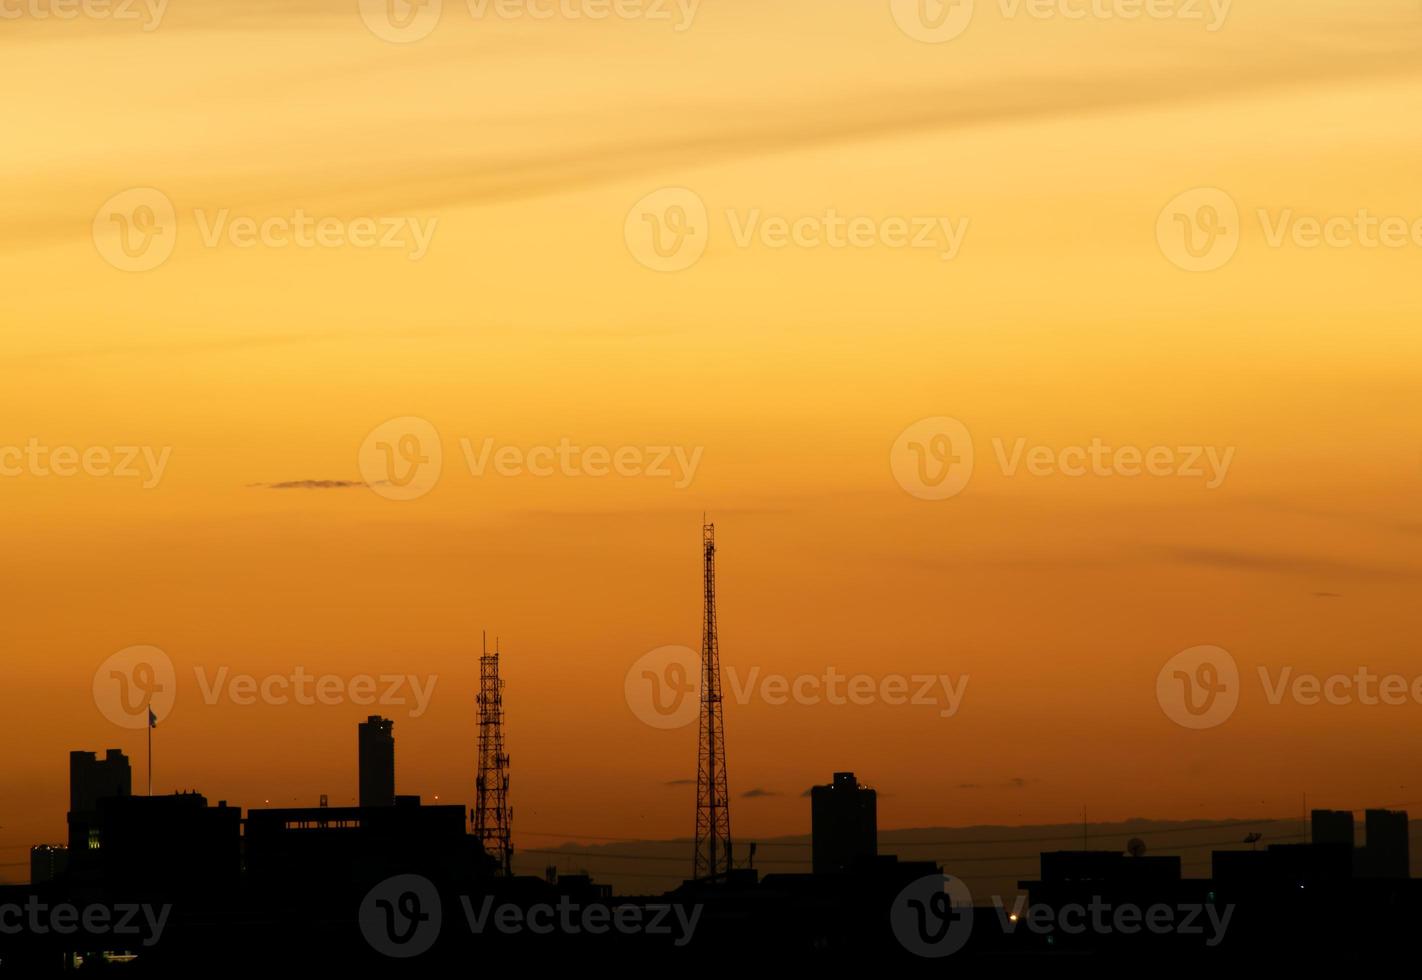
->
<box><xmin>3</xmin><ymin>0</ymin><xmax>1422</xmax><ymax>881</ymax></box>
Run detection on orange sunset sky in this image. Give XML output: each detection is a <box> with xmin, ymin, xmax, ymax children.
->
<box><xmin>4</xmin><ymin>0</ymin><xmax>1422</xmax><ymax>881</ymax></box>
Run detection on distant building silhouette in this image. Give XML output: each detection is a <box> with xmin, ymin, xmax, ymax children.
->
<box><xmin>28</xmin><ymin>844</ymin><xmax>67</xmax><ymax>884</ymax></box>
<box><xmin>1218</xmin><ymin>840</ymin><xmax>1354</xmax><ymax>885</ymax></box>
<box><xmin>97</xmin><ymin>793</ymin><xmax>240</xmax><ymax>890</ymax></box>
<box><xmin>1312</xmin><ymin>808</ymin><xmax>1355</xmax><ymax>848</ymax></box>
<box><xmin>1361</xmin><ymin>808</ymin><xmax>1410</xmax><ymax>878</ymax></box>
<box><xmin>1038</xmin><ymin>849</ymin><xmax>1182</xmax><ymax>883</ymax></box>
<box><xmin>245</xmin><ymin>795</ymin><xmax>489</xmax><ymax>889</ymax></box>
<box><xmin>811</xmin><ymin>772</ymin><xmax>877</xmax><ymax>875</ymax></box>
<box><xmin>67</xmin><ymin>749</ymin><xmax>131</xmax><ymax>855</ymax></box>
<box><xmin>358</xmin><ymin>715</ymin><xmax>395</xmax><ymax>807</ymax></box>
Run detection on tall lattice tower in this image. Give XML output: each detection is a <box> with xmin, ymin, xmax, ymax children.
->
<box><xmin>475</xmin><ymin>634</ymin><xmax>513</xmax><ymax>876</ymax></box>
<box><xmin>694</xmin><ymin>522</ymin><xmax>733</xmax><ymax>880</ymax></box>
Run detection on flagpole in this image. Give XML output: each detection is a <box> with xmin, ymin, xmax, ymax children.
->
<box><xmin>147</xmin><ymin>701</ymin><xmax>153</xmax><ymax>796</ymax></box>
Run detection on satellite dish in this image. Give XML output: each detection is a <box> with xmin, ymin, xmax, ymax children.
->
<box><xmin>1126</xmin><ymin>838</ymin><xmax>1147</xmax><ymax>858</ymax></box>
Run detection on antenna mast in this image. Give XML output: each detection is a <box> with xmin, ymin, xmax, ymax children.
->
<box><xmin>475</xmin><ymin>632</ymin><xmax>513</xmax><ymax>876</ymax></box>
<box><xmin>694</xmin><ymin>522</ymin><xmax>733</xmax><ymax>880</ymax></box>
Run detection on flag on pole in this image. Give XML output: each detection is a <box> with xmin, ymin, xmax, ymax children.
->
<box><xmin>149</xmin><ymin>706</ymin><xmax>157</xmax><ymax>729</ymax></box>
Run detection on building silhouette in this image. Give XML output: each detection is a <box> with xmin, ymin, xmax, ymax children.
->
<box><xmin>7</xmin><ymin>734</ymin><xmax>1418</xmax><ymax>969</ymax></box>
<box><xmin>28</xmin><ymin>844</ymin><xmax>68</xmax><ymax>884</ymax></box>
<box><xmin>246</xmin><ymin>795</ymin><xmax>487</xmax><ymax>889</ymax></box>
<box><xmin>1361</xmin><ymin>808</ymin><xmax>1409</xmax><ymax>878</ymax></box>
<box><xmin>1311</xmin><ymin>808</ymin><xmax>1354</xmax><ymax>848</ymax></box>
<box><xmin>811</xmin><ymin>771</ymin><xmax>877</xmax><ymax>875</ymax></box>
<box><xmin>358</xmin><ymin>714</ymin><xmax>395</xmax><ymax>808</ymax></box>
<box><xmin>66</xmin><ymin>749</ymin><xmax>131</xmax><ymax>856</ymax></box>
<box><xmin>83</xmin><ymin>792</ymin><xmax>242</xmax><ymax>892</ymax></box>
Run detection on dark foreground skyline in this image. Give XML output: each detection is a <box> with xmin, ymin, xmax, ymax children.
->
<box><xmin>3</xmin><ymin>718</ymin><xmax>1416</xmax><ymax>971</ymax></box>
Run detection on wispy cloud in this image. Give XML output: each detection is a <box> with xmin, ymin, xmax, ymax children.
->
<box><xmin>1160</xmin><ymin>546</ymin><xmax>1422</xmax><ymax>582</ymax></box>
<box><xmin>959</xmin><ymin>777</ymin><xmax>1035</xmax><ymax>791</ymax></box>
<box><xmin>252</xmin><ymin>480</ymin><xmax>366</xmax><ymax>490</ymax></box>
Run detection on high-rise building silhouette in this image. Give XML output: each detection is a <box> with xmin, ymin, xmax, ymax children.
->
<box><xmin>29</xmin><ymin>844</ymin><xmax>68</xmax><ymax>884</ymax></box>
<box><xmin>694</xmin><ymin>522</ymin><xmax>733</xmax><ymax>880</ymax></box>
<box><xmin>358</xmin><ymin>715</ymin><xmax>395</xmax><ymax>808</ymax></box>
<box><xmin>475</xmin><ymin>634</ymin><xmax>513</xmax><ymax>876</ymax></box>
<box><xmin>69</xmin><ymin>749</ymin><xmax>131</xmax><ymax>814</ymax></box>
<box><xmin>1312</xmin><ymin>808</ymin><xmax>1355</xmax><ymax>847</ymax></box>
<box><xmin>811</xmin><ymin>772</ymin><xmax>877</xmax><ymax>874</ymax></box>
<box><xmin>67</xmin><ymin>749</ymin><xmax>131</xmax><ymax>855</ymax></box>
<box><xmin>1362</xmin><ymin>808</ymin><xmax>1410</xmax><ymax>878</ymax></box>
